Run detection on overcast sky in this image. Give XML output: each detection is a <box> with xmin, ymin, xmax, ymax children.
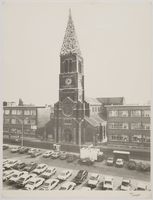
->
<box><xmin>3</xmin><ymin>0</ymin><xmax>151</xmax><ymax>105</ymax></box>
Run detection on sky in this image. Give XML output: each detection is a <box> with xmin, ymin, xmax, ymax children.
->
<box><xmin>2</xmin><ymin>0</ymin><xmax>152</xmax><ymax>106</ymax></box>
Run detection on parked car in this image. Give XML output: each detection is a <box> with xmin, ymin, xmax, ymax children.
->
<box><xmin>73</xmin><ymin>170</ymin><xmax>88</xmax><ymax>185</ymax></box>
<box><xmin>67</xmin><ymin>154</ymin><xmax>76</xmax><ymax>163</ymax></box>
<box><xmin>28</xmin><ymin>148</ymin><xmax>36</xmax><ymax>155</ymax></box>
<box><xmin>3</xmin><ymin>170</ymin><xmax>17</xmax><ymax>182</ymax></box>
<box><xmin>102</xmin><ymin>176</ymin><xmax>113</xmax><ymax>190</ymax></box>
<box><xmin>39</xmin><ymin>179</ymin><xmax>59</xmax><ymax>190</ymax></box>
<box><xmin>32</xmin><ymin>164</ymin><xmax>47</xmax><ymax>175</ymax></box>
<box><xmin>40</xmin><ymin>167</ymin><xmax>56</xmax><ymax>179</ymax></box>
<box><xmin>16</xmin><ymin>173</ymin><xmax>37</xmax><ymax>188</ymax></box>
<box><xmin>3</xmin><ymin>145</ymin><xmax>9</xmax><ymax>150</ymax></box>
<box><xmin>87</xmin><ymin>173</ymin><xmax>100</xmax><ymax>188</ymax></box>
<box><xmin>8</xmin><ymin>171</ymin><xmax>28</xmax><ymax>184</ymax></box>
<box><xmin>19</xmin><ymin>147</ymin><xmax>29</xmax><ymax>154</ymax></box>
<box><xmin>59</xmin><ymin>181</ymin><xmax>76</xmax><ymax>190</ymax></box>
<box><xmin>42</xmin><ymin>150</ymin><xmax>54</xmax><ymax>158</ymax></box>
<box><xmin>135</xmin><ymin>183</ymin><xmax>147</xmax><ymax>191</ymax></box>
<box><xmin>51</xmin><ymin>151</ymin><xmax>60</xmax><ymax>159</ymax></box>
<box><xmin>115</xmin><ymin>158</ymin><xmax>124</xmax><ymax>167</ymax></box>
<box><xmin>4</xmin><ymin>159</ymin><xmax>19</xmax><ymax>170</ymax></box>
<box><xmin>57</xmin><ymin>170</ymin><xmax>72</xmax><ymax>181</ymax></box>
<box><xmin>24</xmin><ymin>177</ymin><xmax>45</xmax><ymax>190</ymax></box>
<box><xmin>60</xmin><ymin>151</ymin><xmax>67</xmax><ymax>160</ymax></box>
<box><xmin>31</xmin><ymin>151</ymin><xmax>42</xmax><ymax>158</ymax></box>
<box><xmin>23</xmin><ymin>162</ymin><xmax>38</xmax><ymax>172</ymax></box>
<box><xmin>79</xmin><ymin>158</ymin><xmax>94</xmax><ymax>166</ymax></box>
<box><xmin>13</xmin><ymin>161</ymin><xmax>26</xmax><ymax>170</ymax></box>
<box><xmin>10</xmin><ymin>146</ymin><xmax>21</xmax><ymax>153</ymax></box>
<box><xmin>120</xmin><ymin>178</ymin><xmax>131</xmax><ymax>191</ymax></box>
<box><xmin>106</xmin><ymin>157</ymin><xmax>114</xmax><ymax>166</ymax></box>
<box><xmin>3</xmin><ymin>159</ymin><xmax>11</xmax><ymax>167</ymax></box>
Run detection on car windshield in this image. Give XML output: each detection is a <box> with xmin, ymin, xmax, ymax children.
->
<box><xmin>37</xmin><ymin>166</ymin><xmax>43</xmax><ymax>169</ymax></box>
<box><xmin>122</xmin><ymin>181</ymin><xmax>129</xmax><ymax>186</ymax></box>
<box><xmin>60</xmin><ymin>187</ymin><xmax>66</xmax><ymax>190</ymax></box>
<box><xmin>46</xmin><ymin>170</ymin><xmax>51</xmax><ymax>173</ymax></box>
<box><xmin>90</xmin><ymin>176</ymin><xmax>97</xmax><ymax>180</ymax></box>
<box><xmin>12</xmin><ymin>174</ymin><xmax>18</xmax><ymax>178</ymax></box>
<box><xmin>19</xmin><ymin>178</ymin><xmax>25</xmax><ymax>181</ymax></box>
<box><xmin>44</xmin><ymin>183</ymin><xmax>50</xmax><ymax>187</ymax></box>
<box><xmin>105</xmin><ymin>181</ymin><xmax>111</xmax><ymax>185</ymax></box>
<box><xmin>28</xmin><ymin>181</ymin><xmax>34</xmax><ymax>185</ymax></box>
<box><xmin>108</xmin><ymin>158</ymin><xmax>113</xmax><ymax>161</ymax></box>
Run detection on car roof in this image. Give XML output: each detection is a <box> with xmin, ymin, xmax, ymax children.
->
<box><xmin>38</xmin><ymin>164</ymin><xmax>46</xmax><ymax>167</ymax></box>
<box><xmin>90</xmin><ymin>173</ymin><xmax>99</xmax><ymax>177</ymax></box>
<box><xmin>116</xmin><ymin>158</ymin><xmax>123</xmax><ymax>161</ymax></box>
<box><xmin>45</xmin><ymin>178</ymin><xmax>59</xmax><ymax>183</ymax></box>
<box><xmin>104</xmin><ymin>176</ymin><xmax>113</xmax><ymax>181</ymax></box>
<box><xmin>122</xmin><ymin>178</ymin><xmax>130</xmax><ymax>182</ymax></box>
<box><xmin>137</xmin><ymin>183</ymin><xmax>146</xmax><ymax>188</ymax></box>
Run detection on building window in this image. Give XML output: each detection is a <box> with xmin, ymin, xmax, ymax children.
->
<box><xmin>143</xmin><ymin>123</ymin><xmax>150</xmax><ymax>130</ymax></box>
<box><xmin>108</xmin><ymin>110</ymin><xmax>118</xmax><ymax>117</ymax></box>
<box><xmin>142</xmin><ymin>110</ymin><xmax>150</xmax><ymax>117</ymax></box>
<box><xmin>131</xmin><ymin>123</ymin><xmax>142</xmax><ymax>130</ymax></box>
<box><xmin>92</xmin><ymin>107</ymin><xmax>94</xmax><ymax>112</ymax></box>
<box><xmin>110</xmin><ymin>135</ymin><xmax>129</xmax><ymax>142</ymax></box>
<box><xmin>132</xmin><ymin>135</ymin><xmax>142</xmax><ymax>143</ymax></box>
<box><xmin>31</xmin><ymin>110</ymin><xmax>36</xmax><ymax>115</ymax></box>
<box><xmin>108</xmin><ymin>123</ymin><xmax>129</xmax><ymax>129</ymax></box>
<box><xmin>30</xmin><ymin>120</ymin><xmax>36</xmax><ymax>125</ymax></box>
<box><xmin>16</xmin><ymin>110</ymin><xmax>22</xmax><ymax>115</ymax></box>
<box><xmin>4</xmin><ymin>118</ymin><xmax>10</xmax><ymax>124</ymax></box>
<box><xmin>3</xmin><ymin>127</ymin><xmax>9</xmax><ymax>133</ymax></box>
<box><xmin>4</xmin><ymin>110</ymin><xmax>10</xmax><ymax>115</ymax></box>
<box><xmin>12</xmin><ymin>110</ymin><xmax>17</xmax><ymax>115</ymax></box>
<box><xmin>78</xmin><ymin>61</ymin><xmax>82</xmax><ymax>73</ymax></box>
<box><xmin>118</xmin><ymin>110</ymin><xmax>128</xmax><ymax>117</ymax></box>
<box><xmin>24</xmin><ymin>119</ymin><xmax>30</xmax><ymax>125</ymax></box>
<box><xmin>131</xmin><ymin>110</ymin><xmax>141</xmax><ymax>117</ymax></box>
<box><xmin>11</xmin><ymin>119</ymin><xmax>16</xmax><ymax>124</ymax></box>
<box><xmin>143</xmin><ymin>136</ymin><xmax>150</xmax><ymax>143</ymax></box>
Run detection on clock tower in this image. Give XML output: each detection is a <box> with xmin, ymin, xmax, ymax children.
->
<box><xmin>54</xmin><ymin>10</ymin><xmax>87</xmax><ymax>145</ymax></box>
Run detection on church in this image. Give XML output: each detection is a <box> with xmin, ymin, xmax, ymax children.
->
<box><xmin>53</xmin><ymin>10</ymin><xmax>108</xmax><ymax>146</ymax></box>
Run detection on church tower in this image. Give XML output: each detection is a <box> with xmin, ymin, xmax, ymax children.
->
<box><xmin>54</xmin><ymin>10</ymin><xmax>87</xmax><ymax>145</ymax></box>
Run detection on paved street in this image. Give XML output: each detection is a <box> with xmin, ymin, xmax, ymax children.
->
<box><xmin>3</xmin><ymin>145</ymin><xmax>151</xmax><ymax>191</ymax></box>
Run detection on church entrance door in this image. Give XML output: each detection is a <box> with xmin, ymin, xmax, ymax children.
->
<box><xmin>64</xmin><ymin>129</ymin><xmax>73</xmax><ymax>143</ymax></box>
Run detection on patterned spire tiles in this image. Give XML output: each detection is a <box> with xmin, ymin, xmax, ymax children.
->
<box><xmin>60</xmin><ymin>10</ymin><xmax>82</xmax><ymax>57</ymax></box>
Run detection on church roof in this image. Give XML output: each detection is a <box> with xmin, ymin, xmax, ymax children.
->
<box><xmin>60</xmin><ymin>9</ymin><xmax>82</xmax><ymax>57</ymax></box>
<box><xmin>85</xmin><ymin>97</ymin><xmax>101</xmax><ymax>105</ymax></box>
<box><xmin>85</xmin><ymin>115</ymin><xmax>106</xmax><ymax>127</ymax></box>
<box><xmin>97</xmin><ymin>97</ymin><xmax>125</xmax><ymax>105</ymax></box>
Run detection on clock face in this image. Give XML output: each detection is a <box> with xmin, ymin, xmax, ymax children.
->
<box><xmin>65</xmin><ymin>78</ymin><xmax>72</xmax><ymax>85</ymax></box>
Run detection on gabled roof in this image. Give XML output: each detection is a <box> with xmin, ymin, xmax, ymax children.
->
<box><xmin>85</xmin><ymin>97</ymin><xmax>101</xmax><ymax>105</ymax></box>
<box><xmin>97</xmin><ymin>97</ymin><xmax>125</xmax><ymax>105</ymax></box>
<box><xmin>60</xmin><ymin>9</ymin><xmax>82</xmax><ymax>57</ymax></box>
<box><xmin>85</xmin><ymin>115</ymin><xmax>106</xmax><ymax>127</ymax></box>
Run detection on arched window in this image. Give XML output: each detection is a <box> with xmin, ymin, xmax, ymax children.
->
<box><xmin>78</xmin><ymin>61</ymin><xmax>82</xmax><ymax>73</ymax></box>
<box><xmin>69</xmin><ymin>60</ymin><xmax>72</xmax><ymax>72</ymax></box>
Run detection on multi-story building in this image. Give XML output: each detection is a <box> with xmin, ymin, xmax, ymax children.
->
<box><xmin>3</xmin><ymin>104</ymin><xmax>51</xmax><ymax>138</ymax></box>
<box><xmin>106</xmin><ymin>105</ymin><xmax>151</xmax><ymax>147</ymax></box>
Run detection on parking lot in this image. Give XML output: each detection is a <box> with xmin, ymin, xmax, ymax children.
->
<box><xmin>3</xmin><ymin>144</ymin><xmax>151</xmax><ymax>191</ymax></box>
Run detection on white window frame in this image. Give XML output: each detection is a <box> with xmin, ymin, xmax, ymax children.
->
<box><xmin>4</xmin><ymin>109</ymin><xmax>10</xmax><ymax>115</ymax></box>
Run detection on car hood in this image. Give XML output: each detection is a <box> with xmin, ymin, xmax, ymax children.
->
<box><xmin>103</xmin><ymin>183</ymin><xmax>113</xmax><ymax>189</ymax></box>
<box><xmin>121</xmin><ymin>185</ymin><xmax>130</xmax><ymax>191</ymax></box>
<box><xmin>88</xmin><ymin>180</ymin><xmax>98</xmax><ymax>185</ymax></box>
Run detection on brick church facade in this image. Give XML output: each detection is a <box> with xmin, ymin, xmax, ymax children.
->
<box><xmin>53</xmin><ymin>10</ymin><xmax>107</xmax><ymax>146</ymax></box>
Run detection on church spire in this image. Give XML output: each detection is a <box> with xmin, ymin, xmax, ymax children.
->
<box><xmin>60</xmin><ymin>9</ymin><xmax>82</xmax><ymax>57</ymax></box>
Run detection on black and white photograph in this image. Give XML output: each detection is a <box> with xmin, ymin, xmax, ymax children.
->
<box><xmin>1</xmin><ymin>0</ymin><xmax>152</xmax><ymax>199</ymax></box>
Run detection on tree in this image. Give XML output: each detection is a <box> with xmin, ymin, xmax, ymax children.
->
<box><xmin>18</xmin><ymin>98</ymin><xmax>23</xmax><ymax>106</ymax></box>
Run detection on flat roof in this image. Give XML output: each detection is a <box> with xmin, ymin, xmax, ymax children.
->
<box><xmin>105</xmin><ymin>104</ymin><xmax>150</xmax><ymax>108</ymax></box>
<box><xmin>3</xmin><ymin>106</ymin><xmax>47</xmax><ymax>108</ymax></box>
